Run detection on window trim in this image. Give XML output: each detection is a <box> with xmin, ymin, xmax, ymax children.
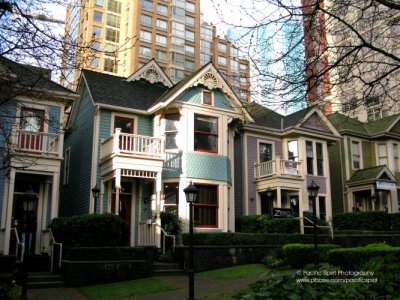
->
<box><xmin>194</xmin><ymin>114</ymin><xmax>218</xmax><ymax>154</ymax></box>
<box><xmin>202</xmin><ymin>89</ymin><xmax>213</xmax><ymax>106</ymax></box>
<box><xmin>377</xmin><ymin>143</ymin><xmax>388</xmax><ymax>166</ymax></box>
<box><xmin>351</xmin><ymin>139</ymin><xmax>362</xmax><ymax>170</ymax></box>
<box><xmin>193</xmin><ymin>183</ymin><xmax>218</xmax><ymax>228</ymax></box>
<box><xmin>257</xmin><ymin>140</ymin><xmax>274</xmax><ymax>163</ymax></box>
<box><xmin>111</xmin><ymin>113</ymin><xmax>137</xmax><ymax>135</ymax></box>
<box><xmin>165</xmin><ymin>113</ymin><xmax>180</xmax><ymax>150</ymax></box>
<box><xmin>163</xmin><ymin>182</ymin><xmax>179</xmax><ymax>213</ymax></box>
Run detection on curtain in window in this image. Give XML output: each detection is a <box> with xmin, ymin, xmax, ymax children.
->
<box><xmin>194</xmin><ymin>185</ymin><xmax>218</xmax><ymax>227</ymax></box>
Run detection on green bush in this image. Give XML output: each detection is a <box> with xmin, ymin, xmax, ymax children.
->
<box><xmin>65</xmin><ymin>247</ymin><xmax>146</xmax><ymax>261</ymax></box>
<box><xmin>333</xmin><ymin>211</ymin><xmax>400</xmax><ymax>231</ymax></box>
<box><xmin>328</xmin><ymin>243</ymin><xmax>400</xmax><ymax>270</ymax></box>
<box><xmin>239</xmin><ymin>215</ymin><xmax>299</xmax><ymax>234</ymax></box>
<box><xmin>0</xmin><ymin>281</ymin><xmax>20</xmax><ymax>300</ymax></box>
<box><xmin>303</xmin><ymin>211</ymin><xmax>329</xmax><ymax>234</ymax></box>
<box><xmin>0</xmin><ymin>256</ymin><xmax>16</xmax><ymax>274</ymax></box>
<box><xmin>51</xmin><ymin>213</ymin><xmax>129</xmax><ymax>249</ymax></box>
<box><xmin>160</xmin><ymin>211</ymin><xmax>181</xmax><ymax>235</ymax></box>
<box><xmin>282</xmin><ymin>243</ymin><xmax>341</xmax><ymax>268</ymax></box>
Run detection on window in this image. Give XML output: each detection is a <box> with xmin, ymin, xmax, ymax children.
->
<box><xmin>394</xmin><ymin>144</ymin><xmax>399</xmax><ymax>172</ymax></box>
<box><xmin>140</xmin><ymin>14</ymin><xmax>152</xmax><ymax>27</ymax></box>
<box><xmin>157</xmin><ymin>4</ymin><xmax>168</xmax><ymax>15</ymax></box>
<box><xmin>163</xmin><ymin>183</ymin><xmax>179</xmax><ymax>213</ymax></box>
<box><xmin>114</xmin><ymin>116</ymin><xmax>134</xmax><ymax>133</ymax></box>
<box><xmin>93</xmin><ymin>11</ymin><xmax>103</xmax><ymax>22</ymax></box>
<box><xmin>366</xmin><ymin>96</ymin><xmax>380</xmax><ymax>106</ymax></box>
<box><xmin>316</xmin><ymin>142</ymin><xmax>323</xmax><ymax>176</ymax></box>
<box><xmin>103</xmin><ymin>43</ymin><xmax>116</xmax><ymax>56</ymax></box>
<box><xmin>231</xmin><ymin>59</ymin><xmax>238</xmax><ymax>73</ymax></box>
<box><xmin>92</xmin><ymin>26</ymin><xmax>102</xmax><ymax>37</ymax></box>
<box><xmin>367</xmin><ymin>108</ymin><xmax>380</xmax><ymax>121</ymax></box>
<box><xmin>165</xmin><ymin>113</ymin><xmax>180</xmax><ymax>149</ymax></box>
<box><xmin>186</xmin><ymin>15</ymin><xmax>195</xmax><ymax>26</ymax></box>
<box><xmin>185</xmin><ymin>45</ymin><xmax>195</xmax><ymax>56</ymax></box>
<box><xmin>63</xmin><ymin>147</ymin><xmax>71</xmax><ymax>185</ymax></box>
<box><xmin>239</xmin><ymin>90</ymin><xmax>247</xmax><ymax>100</ymax></box>
<box><xmin>194</xmin><ymin>185</ymin><xmax>218</xmax><ymax>227</ymax></box>
<box><xmin>218</xmin><ymin>56</ymin><xmax>226</xmax><ymax>66</ymax></box>
<box><xmin>259</xmin><ymin>143</ymin><xmax>273</xmax><ymax>162</ymax></box>
<box><xmin>156</xmin><ymin>19</ymin><xmax>167</xmax><ymax>31</ymax></box>
<box><xmin>170</xmin><ymin>68</ymin><xmax>184</xmax><ymax>82</ymax></box>
<box><xmin>156</xmin><ymin>50</ymin><xmax>166</xmax><ymax>62</ymax></box>
<box><xmin>171</xmin><ymin>21</ymin><xmax>185</xmax><ymax>37</ymax></box>
<box><xmin>90</xmin><ymin>57</ymin><xmax>99</xmax><ymax>68</ymax></box>
<box><xmin>239</xmin><ymin>63</ymin><xmax>247</xmax><ymax>72</ymax></box>
<box><xmin>106</xmin><ymin>14</ymin><xmax>120</xmax><ymax>28</ymax></box>
<box><xmin>156</xmin><ymin>34</ymin><xmax>166</xmax><ymax>46</ymax></box>
<box><xmin>170</xmin><ymin>52</ymin><xmax>185</xmax><ymax>67</ymax></box>
<box><xmin>231</xmin><ymin>47</ymin><xmax>238</xmax><ymax>57</ymax></box>
<box><xmin>186</xmin><ymin>2</ymin><xmax>195</xmax><ymax>12</ymax></box>
<box><xmin>306</xmin><ymin>141</ymin><xmax>314</xmax><ymax>175</ymax></box>
<box><xmin>201</xmin><ymin>27</ymin><xmax>212</xmax><ymax>40</ymax></box>
<box><xmin>95</xmin><ymin>0</ymin><xmax>103</xmax><ymax>7</ymax></box>
<box><xmin>20</xmin><ymin>108</ymin><xmax>45</xmax><ymax>150</ymax></box>
<box><xmin>203</xmin><ymin>90</ymin><xmax>213</xmax><ymax>105</ymax></box>
<box><xmin>288</xmin><ymin>141</ymin><xmax>298</xmax><ymax>161</ymax></box>
<box><xmin>319</xmin><ymin>196</ymin><xmax>326</xmax><ymax>220</ymax></box>
<box><xmin>185</xmin><ymin>30</ymin><xmax>195</xmax><ymax>42</ymax></box>
<box><xmin>200</xmin><ymin>53</ymin><xmax>211</xmax><ymax>65</ymax></box>
<box><xmin>141</xmin><ymin>0</ymin><xmax>152</xmax><ymax>11</ymax></box>
<box><xmin>194</xmin><ymin>115</ymin><xmax>218</xmax><ymax>153</ymax></box>
<box><xmin>91</xmin><ymin>41</ymin><xmax>100</xmax><ymax>51</ymax></box>
<box><xmin>185</xmin><ymin>60</ymin><xmax>194</xmax><ymax>71</ymax></box>
<box><xmin>171</xmin><ymin>36</ymin><xmax>184</xmax><ymax>52</ymax></box>
<box><xmin>378</xmin><ymin>143</ymin><xmax>388</xmax><ymax>165</ymax></box>
<box><xmin>108</xmin><ymin>0</ymin><xmax>121</xmax><ymax>13</ymax></box>
<box><xmin>218</xmin><ymin>43</ymin><xmax>226</xmax><ymax>53</ymax></box>
<box><xmin>351</xmin><ymin>141</ymin><xmax>361</xmax><ymax>169</ymax></box>
<box><xmin>103</xmin><ymin>58</ymin><xmax>118</xmax><ymax>73</ymax></box>
<box><xmin>139</xmin><ymin>46</ymin><xmax>151</xmax><ymax>58</ymax></box>
<box><xmin>240</xmin><ymin>77</ymin><xmax>247</xmax><ymax>86</ymax></box>
<box><xmin>140</xmin><ymin>30</ymin><xmax>152</xmax><ymax>43</ymax></box>
<box><xmin>172</xmin><ymin>6</ymin><xmax>185</xmax><ymax>19</ymax></box>
<box><xmin>105</xmin><ymin>28</ymin><xmax>120</xmax><ymax>42</ymax></box>
<box><xmin>200</xmin><ymin>40</ymin><xmax>212</xmax><ymax>53</ymax></box>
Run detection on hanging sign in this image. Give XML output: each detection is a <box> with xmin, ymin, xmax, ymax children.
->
<box><xmin>376</xmin><ymin>181</ymin><xmax>396</xmax><ymax>190</ymax></box>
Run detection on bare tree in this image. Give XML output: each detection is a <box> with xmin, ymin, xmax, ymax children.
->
<box><xmin>210</xmin><ymin>0</ymin><xmax>400</xmax><ymax>120</ymax></box>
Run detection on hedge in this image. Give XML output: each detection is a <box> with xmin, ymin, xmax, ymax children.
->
<box><xmin>0</xmin><ymin>256</ymin><xmax>16</xmax><ymax>274</ymax></box>
<box><xmin>51</xmin><ymin>213</ymin><xmax>129</xmax><ymax>249</ymax></box>
<box><xmin>328</xmin><ymin>243</ymin><xmax>400</xmax><ymax>270</ymax></box>
<box><xmin>64</xmin><ymin>247</ymin><xmax>147</xmax><ymax>261</ymax></box>
<box><xmin>282</xmin><ymin>243</ymin><xmax>341</xmax><ymax>268</ymax></box>
<box><xmin>239</xmin><ymin>215</ymin><xmax>300</xmax><ymax>234</ymax></box>
<box><xmin>333</xmin><ymin>212</ymin><xmax>400</xmax><ymax>231</ymax></box>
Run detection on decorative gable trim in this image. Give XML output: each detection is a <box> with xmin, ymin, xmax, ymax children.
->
<box><xmin>125</xmin><ymin>59</ymin><xmax>173</xmax><ymax>87</ymax></box>
<box><xmin>297</xmin><ymin>108</ymin><xmax>341</xmax><ymax>137</ymax></box>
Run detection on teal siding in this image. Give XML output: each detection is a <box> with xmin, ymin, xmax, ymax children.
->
<box><xmin>179</xmin><ymin>87</ymin><xmax>235</xmax><ymax>111</ymax></box>
<box><xmin>162</xmin><ymin>151</ymin><xmax>183</xmax><ymax>178</ymax></box>
<box><xmin>60</xmin><ymin>86</ymin><xmax>95</xmax><ymax>216</ymax></box>
<box><xmin>99</xmin><ymin>110</ymin><xmax>112</xmax><ymax>140</ymax></box>
<box><xmin>138</xmin><ymin>115</ymin><xmax>153</xmax><ymax>136</ymax></box>
<box><xmin>48</xmin><ymin>106</ymin><xmax>61</xmax><ymax>134</ymax></box>
<box><xmin>186</xmin><ymin>152</ymin><xmax>232</xmax><ymax>183</ymax></box>
<box><xmin>0</xmin><ymin>101</ymin><xmax>17</xmax><ymax>221</ymax></box>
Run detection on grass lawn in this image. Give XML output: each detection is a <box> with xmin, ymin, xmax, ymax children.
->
<box><xmin>197</xmin><ymin>264</ymin><xmax>269</xmax><ymax>281</ymax></box>
<box><xmin>78</xmin><ymin>277</ymin><xmax>178</xmax><ymax>300</ymax></box>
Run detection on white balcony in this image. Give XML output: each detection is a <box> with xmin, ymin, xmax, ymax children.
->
<box><xmin>254</xmin><ymin>157</ymin><xmax>302</xmax><ymax>180</ymax></box>
<box><xmin>11</xmin><ymin>129</ymin><xmax>62</xmax><ymax>158</ymax></box>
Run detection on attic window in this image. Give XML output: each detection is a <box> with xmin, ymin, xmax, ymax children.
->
<box><xmin>203</xmin><ymin>90</ymin><xmax>213</xmax><ymax>105</ymax></box>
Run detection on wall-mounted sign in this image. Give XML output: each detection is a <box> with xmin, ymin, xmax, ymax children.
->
<box><xmin>283</xmin><ymin>161</ymin><xmax>299</xmax><ymax>175</ymax></box>
<box><xmin>273</xmin><ymin>208</ymin><xmax>294</xmax><ymax>218</ymax></box>
<box><xmin>376</xmin><ymin>181</ymin><xmax>396</xmax><ymax>190</ymax></box>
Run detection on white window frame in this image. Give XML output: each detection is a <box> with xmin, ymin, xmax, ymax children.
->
<box><xmin>377</xmin><ymin>143</ymin><xmax>388</xmax><ymax>166</ymax></box>
<box><xmin>351</xmin><ymin>139</ymin><xmax>362</xmax><ymax>170</ymax></box>
<box><xmin>257</xmin><ymin>139</ymin><xmax>274</xmax><ymax>163</ymax></box>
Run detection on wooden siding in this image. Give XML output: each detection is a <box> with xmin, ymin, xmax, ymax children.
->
<box><xmin>138</xmin><ymin>115</ymin><xmax>153</xmax><ymax>136</ymax></box>
<box><xmin>301</xmin><ymin>113</ymin><xmax>330</xmax><ymax>133</ymax></box>
<box><xmin>328</xmin><ymin>142</ymin><xmax>344</xmax><ymax>215</ymax></box>
<box><xmin>178</xmin><ymin>86</ymin><xmax>235</xmax><ymax>111</ymax></box>
<box><xmin>186</xmin><ymin>152</ymin><xmax>231</xmax><ymax>183</ymax></box>
<box><xmin>60</xmin><ymin>86</ymin><xmax>95</xmax><ymax>216</ymax></box>
<box><xmin>48</xmin><ymin>106</ymin><xmax>61</xmax><ymax>134</ymax></box>
<box><xmin>275</xmin><ymin>140</ymin><xmax>283</xmax><ymax>158</ymax></box>
<box><xmin>362</xmin><ymin>140</ymin><xmax>374</xmax><ymax>169</ymax></box>
<box><xmin>306</xmin><ymin>176</ymin><xmax>327</xmax><ymax>194</ymax></box>
<box><xmin>246</xmin><ymin>136</ymin><xmax>257</xmax><ymax>215</ymax></box>
<box><xmin>234</xmin><ymin>135</ymin><xmax>243</xmax><ymax>219</ymax></box>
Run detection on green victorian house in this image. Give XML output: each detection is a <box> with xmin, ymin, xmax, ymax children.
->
<box><xmin>328</xmin><ymin>112</ymin><xmax>400</xmax><ymax>214</ymax></box>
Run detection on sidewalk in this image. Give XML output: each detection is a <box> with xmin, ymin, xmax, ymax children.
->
<box><xmin>28</xmin><ymin>273</ymin><xmax>263</xmax><ymax>300</ymax></box>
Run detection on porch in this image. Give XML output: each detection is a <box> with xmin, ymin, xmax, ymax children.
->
<box><xmin>254</xmin><ymin>157</ymin><xmax>303</xmax><ymax>181</ymax></box>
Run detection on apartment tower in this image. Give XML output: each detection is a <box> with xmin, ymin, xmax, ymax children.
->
<box><xmin>61</xmin><ymin>0</ymin><xmax>250</xmax><ymax>102</ymax></box>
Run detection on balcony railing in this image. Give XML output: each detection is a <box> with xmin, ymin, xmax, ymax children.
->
<box><xmin>255</xmin><ymin>157</ymin><xmax>302</xmax><ymax>179</ymax></box>
<box><xmin>12</xmin><ymin>129</ymin><xmax>61</xmax><ymax>157</ymax></box>
<box><xmin>100</xmin><ymin>129</ymin><xmax>162</xmax><ymax>160</ymax></box>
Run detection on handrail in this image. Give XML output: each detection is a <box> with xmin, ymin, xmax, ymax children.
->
<box><xmin>49</xmin><ymin>229</ymin><xmax>62</xmax><ymax>272</ymax></box>
<box><xmin>299</xmin><ymin>216</ymin><xmax>334</xmax><ymax>239</ymax></box>
<box><xmin>11</xmin><ymin>228</ymin><xmax>24</xmax><ymax>262</ymax></box>
<box><xmin>154</xmin><ymin>223</ymin><xmax>176</xmax><ymax>255</ymax></box>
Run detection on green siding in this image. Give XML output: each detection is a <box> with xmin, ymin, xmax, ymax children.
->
<box><xmin>362</xmin><ymin>141</ymin><xmax>373</xmax><ymax>169</ymax></box>
<box><xmin>60</xmin><ymin>86</ymin><xmax>95</xmax><ymax>216</ymax></box>
<box><xmin>179</xmin><ymin>87</ymin><xmax>235</xmax><ymax>111</ymax></box>
<box><xmin>138</xmin><ymin>115</ymin><xmax>153</xmax><ymax>136</ymax></box>
<box><xmin>328</xmin><ymin>142</ymin><xmax>344</xmax><ymax>215</ymax></box>
<box><xmin>186</xmin><ymin>152</ymin><xmax>231</xmax><ymax>183</ymax></box>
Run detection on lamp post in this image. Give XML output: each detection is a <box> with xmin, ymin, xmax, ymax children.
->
<box><xmin>21</xmin><ymin>185</ymin><xmax>38</xmax><ymax>300</ymax></box>
<box><xmin>184</xmin><ymin>181</ymin><xmax>199</xmax><ymax>300</ymax></box>
<box><xmin>266</xmin><ymin>187</ymin><xmax>273</xmax><ymax>217</ymax></box>
<box><xmin>92</xmin><ymin>184</ymin><xmax>100</xmax><ymax>214</ymax></box>
<box><xmin>307</xmin><ymin>180</ymin><xmax>319</xmax><ymax>267</ymax></box>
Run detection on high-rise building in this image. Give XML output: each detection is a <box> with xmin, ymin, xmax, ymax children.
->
<box><xmin>61</xmin><ymin>0</ymin><xmax>250</xmax><ymax>102</ymax></box>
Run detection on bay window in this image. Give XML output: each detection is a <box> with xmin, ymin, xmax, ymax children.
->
<box><xmin>259</xmin><ymin>142</ymin><xmax>272</xmax><ymax>162</ymax></box>
<box><xmin>378</xmin><ymin>143</ymin><xmax>388</xmax><ymax>165</ymax></box>
<box><xmin>351</xmin><ymin>140</ymin><xmax>361</xmax><ymax>169</ymax></box>
<box><xmin>316</xmin><ymin>142</ymin><xmax>323</xmax><ymax>176</ymax></box>
<box><xmin>306</xmin><ymin>141</ymin><xmax>314</xmax><ymax>175</ymax></box>
<box><xmin>194</xmin><ymin>185</ymin><xmax>218</xmax><ymax>227</ymax></box>
<box><xmin>165</xmin><ymin>113</ymin><xmax>179</xmax><ymax>149</ymax></box>
<box><xmin>194</xmin><ymin>115</ymin><xmax>218</xmax><ymax>153</ymax></box>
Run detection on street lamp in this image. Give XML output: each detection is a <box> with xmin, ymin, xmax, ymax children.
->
<box><xmin>92</xmin><ymin>184</ymin><xmax>100</xmax><ymax>214</ymax></box>
<box><xmin>184</xmin><ymin>181</ymin><xmax>199</xmax><ymax>300</ymax></box>
<box><xmin>307</xmin><ymin>180</ymin><xmax>319</xmax><ymax>267</ymax></box>
<box><xmin>21</xmin><ymin>185</ymin><xmax>38</xmax><ymax>300</ymax></box>
<box><xmin>266</xmin><ymin>187</ymin><xmax>273</xmax><ymax>217</ymax></box>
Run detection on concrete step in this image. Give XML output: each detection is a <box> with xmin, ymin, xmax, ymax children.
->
<box><xmin>153</xmin><ymin>262</ymin><xmax>185</xmax><ymax>276</ymax></box>
<box><xmin>28</xmin><ymin>272</ymin><xmax>65</xmax><ymax>289</ymax></box>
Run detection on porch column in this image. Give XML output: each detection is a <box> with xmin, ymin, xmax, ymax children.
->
<box><xmin>3</xmin><ymin>168</ymin><xmax>16</xmax><ymax>255</ymax></box>
<box><xmin>115</xmin><ymin>169</ymin><xmax>121</xmax><ymax>215</ymax></box>
<box><xmin>277</xmin><ymin>187</ymin><xmax>282</xmax><ymax>208</ymax></box>
<box><xmin>155</xmin><ymin>172</ymin><xmax>162</xmax><ymax>248</ymax></box>
<box><xmin>51</xmin><ymin>173</ymin><xmax>60</xmax><ymax>219</ymax></box>
<box><xmin>100</xmin><ymin>178</ymin><xmax>104</xmax><ymax>214</ymax></box>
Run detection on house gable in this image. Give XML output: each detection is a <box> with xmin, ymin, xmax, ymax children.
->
<box><xmin>178</xmin><ymin>86</ymin><xmax>235</xmax><ymax>111</ymax></box>
<box><xmin>299</xmin><ymin>112</ymin><xmax>331</xmax><ymax>133</ymax></box>
<box><xmin>125</xmin><ymin>59</ymin><xmax>173</xmax><ymax>88</ymax></box>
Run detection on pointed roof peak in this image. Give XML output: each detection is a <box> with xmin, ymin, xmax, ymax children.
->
<box><xmin>125</xmin><ymin>59</ymin><xmax>173</xmax><ymax>87</ymax></box>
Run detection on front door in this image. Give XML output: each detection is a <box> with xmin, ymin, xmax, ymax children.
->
<box><xmin>111</xmin><ymin>194</ymin><xmax>132</xmax><ymax>228</ymax></box>
<box><xmin>261</xmin><ymin>193</ymin><xmax>273</xmax><ymax>216</ymax></box>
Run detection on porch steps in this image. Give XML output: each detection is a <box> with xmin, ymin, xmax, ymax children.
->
<box><xmin>153</xmin><ymin>262</ymin><xmax>185</xmax><ymax>276</ymax></box>
<box><xmin>27</xmin><ymin>272</ymin><xmax>65</xmax><ymax>289</ymax></box>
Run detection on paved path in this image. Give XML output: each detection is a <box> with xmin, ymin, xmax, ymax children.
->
<box><xmin>28</xmin><ymin>273</ymin><xmax>266</xmax><ymax>300</ymax></box>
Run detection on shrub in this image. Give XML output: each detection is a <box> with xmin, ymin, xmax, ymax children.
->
<box><xmin>282</xmin><ymin>243</ymin><xmax>341</xmax><ymax>268</ymax></box>
<box><xmin>261</xmin><ymin>255</ymin><xmax>285</xmax><ymax>269</ymax></box>
<box><xmin>65</xmin><ymin>247</ymin><xmax>146</xmax><ymax>261</ymax></box>
<box><xmin>0</xmin><ymin>256</ymin><xmax>16</xmax><ymax>274</ymax></box>
<box><xmin>302</xmin><ymin>211</ymin><xmax>329</xmax><ymax>234</ymax></box>
<box><xmin>0</xmin><ymin>281</ymin><xmax>19</xmax><ymax>300</ymax></box>
<box><xmin>160</xmin><ymin>211</ymin><xmax>181</xmax><ymax>235</ymax></box>
<box><xmin>239</xmin><ymin>215</ymin><xmax>299</xmax><ymax>234</ymax></box>
<box><xmin>333</xmin><ymin>211</ymin><xmax>399</xmax><ymax>231</ymax></box>
<box><xmin>328</xmin><ymin>243</ymin><xmax>400</xmax><ymax>270</ymax></box>
<box><xmin>51</xmin><ymin>213</ymin><xmax>129</xmax><ymax>249</ymax></box>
